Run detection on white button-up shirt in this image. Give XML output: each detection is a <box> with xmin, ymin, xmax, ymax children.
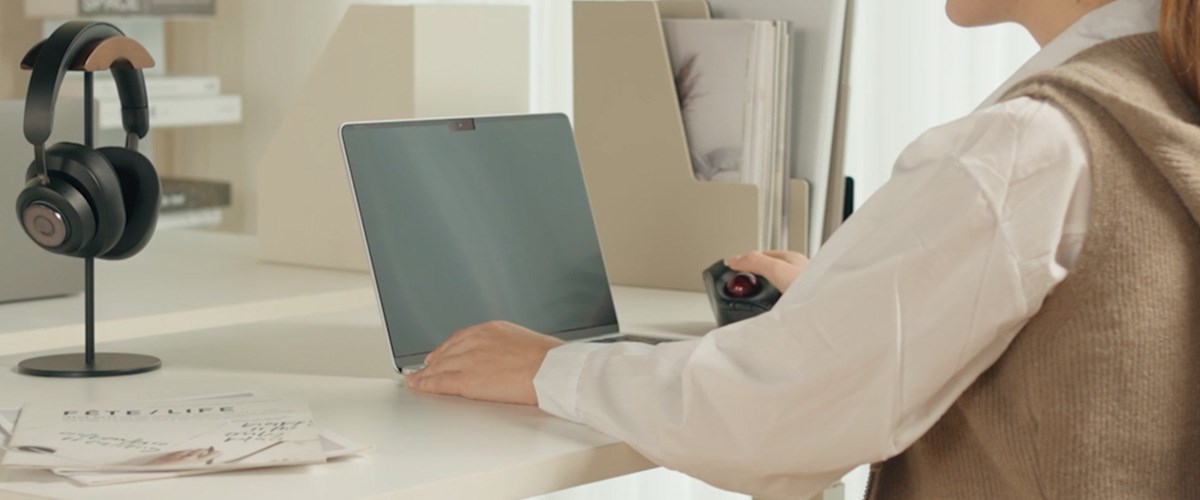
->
<box><xmin>533</xmin><ymin>0</ymin><xmax>1162</xmax><ymax>497</ymax></box>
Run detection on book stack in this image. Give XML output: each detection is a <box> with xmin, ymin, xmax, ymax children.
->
<box><xmin>61</xmin><ymin>75</ymin><xmax>243</xmax><ymax>129</ymax></box>
<box><xmin>663</xmin><ymin>19</ymin><xmax>793</xmax><ymax>251</ymax></box>
<box><xmin>158</xmin><ymin>178</ymin><xmax>234</xmax><ymax>230</ymax></box>
<box><xmin>0</xmin><ymin>393</ymin><xmax>368</xmax><ymax>487</ymax></box>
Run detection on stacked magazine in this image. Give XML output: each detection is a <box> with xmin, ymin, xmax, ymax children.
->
<box><xmin>0</xmin><ymin>393</ymin><xmax>368</xmax><ymax>487</ymax></box>
<box><xmin>663</xmin><ymin>19</ymin><xmax>794</xmax><ymax>250</ymax></box>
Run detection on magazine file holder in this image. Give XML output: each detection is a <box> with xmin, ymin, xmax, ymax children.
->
<box><xmin>574</xmin><ymin>0</ymin><xmax>811</xmax><ymax>292</ymax></box>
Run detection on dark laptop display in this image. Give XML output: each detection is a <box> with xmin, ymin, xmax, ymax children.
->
<box><xmin>341</xmin><ymin>114</ymin><xmax>620</xmax><ymax>368</ymax></box>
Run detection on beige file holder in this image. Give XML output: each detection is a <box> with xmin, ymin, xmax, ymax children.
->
<box><xmin>657</xmin><ymin>0</ymin><xmax>711</xmax><ymax>18</ymax></box>
<box><xmin>257</xmin><ymin>5</ymin><xmax>529</xmax><ymax>272</ymax></box>
<box><xmin>574</xmin><ymin>1</ymin><xmax>810</xmax><ymax>292</ymax></box>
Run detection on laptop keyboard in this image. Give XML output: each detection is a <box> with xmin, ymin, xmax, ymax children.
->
<box><xmin>588</xmin><ymin>335</ymin><xmax>678</xmax><ymax>345</ymax></box>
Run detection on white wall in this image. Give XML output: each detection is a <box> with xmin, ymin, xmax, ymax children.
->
<box><xmin>340</xmin><ymin>0</ymin><xmax>571</xmax><ymax>115</ymax></box>
<box><xmin>0</xmin><ymin>2</ymin><xmax>46</xmax><ymax>100</ymax></box>
<box><xmin>843</xmin><ymin>0</ymin><xmax>1038</xmax><ymax>205</ymax></box>
<box><xmin>166</xmin><ymin>0</ymin><xmax>570</xmax><ymax>233</ymax></box>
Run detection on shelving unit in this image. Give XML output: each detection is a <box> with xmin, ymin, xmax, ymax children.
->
<box><xmin>25</xmin><ymin>7</ymin><xmax>241</xmax><ymax>230</ymax></box>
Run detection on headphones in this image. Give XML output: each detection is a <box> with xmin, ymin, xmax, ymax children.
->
<box><xmin>15</xmin><ymin>21</ymin><xmax>159</xmax><ymax>260</ymax></box>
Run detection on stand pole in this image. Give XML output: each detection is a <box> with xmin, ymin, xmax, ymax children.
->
<box><xmin>84</xmin><ymin>71</ymin><xmax>94</xmax><ymax>146</ymax></box>
<box><xmin>84</xmin><ymin>71</ymin><xmax>95</xmax><ymax>366</ymax></box>
<box><xmin>85</xmin><ymin>257</ymin><xmax>95</xmax><ymax>365</ymax></box>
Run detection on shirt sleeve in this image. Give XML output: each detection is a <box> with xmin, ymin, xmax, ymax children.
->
<box><xmin>533</xmin><ymin>97</ymin><xmax>1091</xmax><ymax>498</ymax></box>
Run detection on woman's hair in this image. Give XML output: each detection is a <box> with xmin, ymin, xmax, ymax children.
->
<box><xmin>1161</xmin><ymin>0</ymin><xmax>1200</xmax><ymax>103</ymax></box>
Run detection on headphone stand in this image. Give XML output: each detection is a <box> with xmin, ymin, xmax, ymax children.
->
<box><xmin>17</xmin><ymin>70</ymin><xmax>161</xmax><ymax>378</ymax></box>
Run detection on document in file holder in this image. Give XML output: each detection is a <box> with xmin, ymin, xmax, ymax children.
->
<box><xmin>663</xmin><ymin>19</ymin><xmax>793</xmax><ymax>251</ymax></box>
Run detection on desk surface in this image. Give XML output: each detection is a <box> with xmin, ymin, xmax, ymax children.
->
<box><xmin>0</xmin><ymin>284</ymin><xmax>716</xmax><ymax>499</ymax></box>
<box><xmin>0</xmin><ymin>231</ymin><xmax>376</xmax><ymax>356</ymax></box>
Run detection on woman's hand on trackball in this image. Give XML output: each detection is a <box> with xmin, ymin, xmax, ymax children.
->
<box><xmin>725</xmin><ymin>250</ymin><xmax>809</xmax><ymax>293</ymax></box>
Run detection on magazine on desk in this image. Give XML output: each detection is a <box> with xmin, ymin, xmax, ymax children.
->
<box><xmin>0</xmin><ymin>392</ymin><xmax>370</xmax><ymax>486</ymax></box>
<box><xmin>2</xmin><ymin>397</ymin><xmax>325</xmax><ymax>472</ymax></box>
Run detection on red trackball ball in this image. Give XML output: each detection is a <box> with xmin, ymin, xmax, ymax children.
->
<box><xmin>726</xmin><ymin>273</ymin><xmax>761</xmax><ymax>298</ymax></box>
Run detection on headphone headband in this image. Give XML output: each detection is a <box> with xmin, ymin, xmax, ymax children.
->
<box><xmin>23</xmin><ymin>21</ymin><xmax>150</xmax><ymax>147</ymax></box>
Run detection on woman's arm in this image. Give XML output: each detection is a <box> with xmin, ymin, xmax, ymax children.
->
<box><xmin>411</xmin><ymin>97</ymin><xmax>1091</xmax><ymax>498</ymax></box>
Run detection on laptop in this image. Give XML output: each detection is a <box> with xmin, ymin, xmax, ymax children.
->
<box><xmin>0</xmin><ymin>99</ymin><xmax>85</xmax><ymax>304</ymax></box>
<box><xmin>340</xmin><ymin>114</ymin><xmax>688</xmax><ymax>374</ymax></box>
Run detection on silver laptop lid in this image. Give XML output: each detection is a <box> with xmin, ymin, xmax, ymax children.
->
<box><xmin>341</xmin><ymin>114</ymin><xmax>620</xmax><ymax>370</ymax></box>
<box><xmin>0</xmin><ymin>99</ymin><xmax>85</xmax><ymax>304</ymax></box>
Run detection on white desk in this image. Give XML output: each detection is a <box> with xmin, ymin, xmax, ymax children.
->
<box><xmin>0</xmin><ymin>231</ymin><xmax>845</xmax><ymax>500</ymax></box>
<box><xmin>0</xmin><ymin>290</ymin><xmax>714</xmax><ymax>499</ymax></box>
<box><xmin>0</xmin><ymin>230</ymin><xmax>722</xmax><ymax>499</ymax></box>
<box><xmin>0</xmin><ymin>230</ymin><xmax>375</xmax><ymax>356</ymax></box>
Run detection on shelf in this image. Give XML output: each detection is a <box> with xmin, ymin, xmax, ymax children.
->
<box><xmin>160</xmin><ymin>177</ymin><xmax>231</xmax><ymax>212</ymax></box>
<box><xmin>96</xmin><ymin>94</ymin><xmax>242</xmax><ymax>129</ymax></box>
<box><xmin>157</xmin><ymin>178</ymin><xmax>232</xmax><ymax>230</ymax></box>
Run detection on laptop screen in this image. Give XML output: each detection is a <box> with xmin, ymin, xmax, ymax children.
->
<box><xmin>341</xmin><ymin>114</ymin><xmax>619</xmax><ymax>366</ymax></box>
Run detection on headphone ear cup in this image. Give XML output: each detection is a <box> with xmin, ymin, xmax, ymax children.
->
<box><xmin>38</xmin><ymin>143</ymin><xmax>127</xmax><ymax>257</ymax></box>
<box><xmin>95</xmin><ymin>147</ymin><xmax>159</xmax><ymax>260</ymax></box>
<box><xmin>15</xmin><ymin>172</ymin><xmax>96</xmax><ymax>255</ymax></box>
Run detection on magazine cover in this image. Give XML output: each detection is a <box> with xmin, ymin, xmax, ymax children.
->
<box><xmin>663</xmin><ymin>19</ymin><xmax>757</xmax><ymax>184</ymax></box>
<box><xmin>663</xmin><ymin>19</ymin><xmax>793</xmax><ymax>250</ymax></box>
<box><xmin>2</xmin><ymin>397</ymin><xmax>324</xmax><ymax>472</ymax></box>
<box><xmin>1</xmin><ymin>392</ymin><xmax>370</xmax><ymax>487</ymax></box>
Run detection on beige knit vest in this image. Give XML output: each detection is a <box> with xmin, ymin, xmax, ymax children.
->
<box><xmin>868</xmin><ymin>34</ymin><xmax>1200</xmax><ymax>499</ymax></box>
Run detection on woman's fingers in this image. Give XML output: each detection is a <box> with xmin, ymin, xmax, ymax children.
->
<box><xmin>761</xmin><ymin>250</ymin><xmax>809</xmax><ymax>267</ymax></box>
<box><xmin>725</xmin><ymin>251</ymin><xmax>805</xmax><ymax>292</ymax></box>
<box><xmin>414</xmin><ymin>353</ymin><xmax>470</xmax><ymax>380</ymax></box>
<box><xmin>425</xmin><ymin>322</ymin><xmax>492</xmax><ymax>364</ymax></box>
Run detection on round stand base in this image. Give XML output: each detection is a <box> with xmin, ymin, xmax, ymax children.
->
<box><xmin>17</xmin><ymin>353</ymin><xmax>161</xmax><ymax>378</ymax></box>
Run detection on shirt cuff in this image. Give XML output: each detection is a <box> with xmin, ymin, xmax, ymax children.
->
<box><xmin>534</xmin><ymin>342</ymin><xmax>608</xmax><ymax>422</ymax></box>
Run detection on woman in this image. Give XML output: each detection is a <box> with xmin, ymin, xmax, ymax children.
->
<box><xmin>406</xmin><ymin>0</ymin><xmax>1200</xmax><ymax>497</ymax></box>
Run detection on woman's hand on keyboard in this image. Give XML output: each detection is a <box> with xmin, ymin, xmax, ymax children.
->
<box><xmin>407</xmin><ymin>320</ymin><xmax>564</xmax><ymax>406</ymax></box>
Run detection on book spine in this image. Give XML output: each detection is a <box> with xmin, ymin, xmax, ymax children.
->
<box><xmin>96</xmin><ymin>95</ymin><xmax>242</xmax><ymax>129</ymax></box>
<box><xmin>24</xmin><ymin>0</ymin><xmax>216</xmax><ymax>17</ymax></box>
